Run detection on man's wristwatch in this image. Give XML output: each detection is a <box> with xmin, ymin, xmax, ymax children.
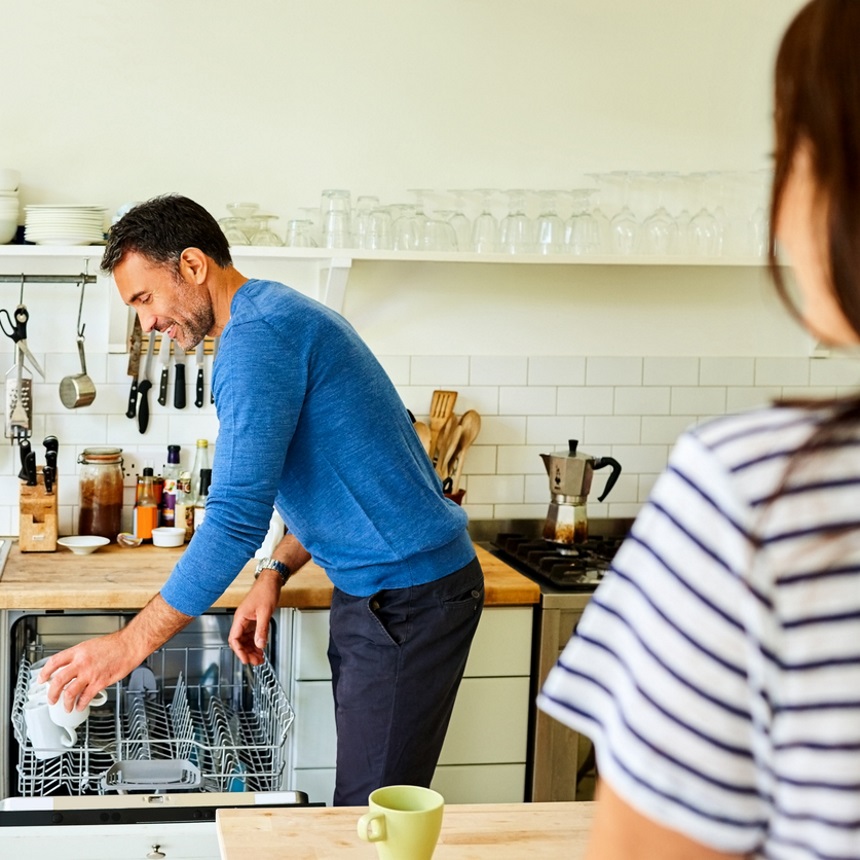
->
<box><xmin>254</xmin><ymin>557</ymin><xmax>291</xmax><ymax>587</ymax></box>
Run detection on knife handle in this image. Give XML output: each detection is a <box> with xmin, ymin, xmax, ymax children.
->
<box><xmin>138</xmin><ymin>379</ymin><xmax>152</xmax><ymax>434</ymax></box>
<box><xmin>157</xmin><ymin>367</ymin><xmax>169</xmax><ymax>406</ymax></box>
<box><xmin>195</xmin><ymin>367</ymin><xmax>204</xmax><ymax>408</ymax></box>
<box><xmin>18</xmin><ymin>438</ymin><xmax>31</xmax><ymax>481</ymax></box>
<box><xmin>25</xmin><ymin>451</ymin><xmax>37</xmax><ymax>486</ymax></box>
<box><xmin>174</xmin><ymin>363</ymin><xmax>186</xmax><ymax>409</ymax></box>
<box><xmin>126</xmin><ymin>378</ymin><xmax>139</xmax><ymax>419</ymax></box>
<box><xmin>43</xmin><ymin>465</ymin><xmax>54</xmax><ymax>494</ymax></box>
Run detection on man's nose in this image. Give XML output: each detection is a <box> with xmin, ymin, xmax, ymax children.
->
<box><xmin>137</xmin><ymin>312</ymin><xmax>157</xmax><ymax>333</ymax></box>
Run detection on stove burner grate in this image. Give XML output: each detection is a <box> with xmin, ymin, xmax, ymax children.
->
<box><xmin>494</xmin><ymin>532</ymin><xmax>623</xmax><ymax>590</ymax></box>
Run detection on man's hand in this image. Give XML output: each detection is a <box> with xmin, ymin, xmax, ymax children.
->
<box><xmin>229</xmin><ymin>572</ymin><xmax>281</xmax><ymax>666</ymax></box>
<box><xmin>39</xmin><ymin>593</ymin><xmax>192</xmax><ymax>712</ymax></box>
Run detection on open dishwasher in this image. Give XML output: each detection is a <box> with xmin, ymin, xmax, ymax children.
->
<box><xmin>0</xmin><ymin>610</ymin><xmax>310</xmax><ymax>859</ymax></box>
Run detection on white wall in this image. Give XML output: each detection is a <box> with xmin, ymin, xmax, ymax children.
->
<box><xmin>2</xmin><ymin>0</ymin><xmax>841</xmax><ymax>538</ymax></box>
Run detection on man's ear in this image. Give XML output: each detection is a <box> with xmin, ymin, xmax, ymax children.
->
<box><xmin>179</xmin><ymin>247</ymin><xmax>208</xmax><ymax>284</ymax></box>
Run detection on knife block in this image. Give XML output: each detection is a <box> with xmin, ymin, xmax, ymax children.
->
<box><xmin>19</xmin><ymin>469</ymin><xmax>58</xmax><ymax>552</ymax></box>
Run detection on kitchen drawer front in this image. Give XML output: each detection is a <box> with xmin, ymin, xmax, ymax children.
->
<box><xmin>291</xmin><ymin>606</ymin><xmax>533</xmax><ymax>681</ymax></box>
<box><xmin>432</xmin><ymin>763</ymin><xmax>526</xmax><ymax>804</ymax></box>
<box><xmin>292</xmin><ymin>763</ymin><xmax>527</xmax><ymax>807</ymax></box>
<box><xmin>291</xmin><ymin>676</ymin><xmax>530</xmax><ymax>770</ymax></box>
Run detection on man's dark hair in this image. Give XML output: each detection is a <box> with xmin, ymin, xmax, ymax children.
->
<box><xmin>101</xmin><ymin>194</ymin><xmax>232</xmax><ymax>274</ymax></box>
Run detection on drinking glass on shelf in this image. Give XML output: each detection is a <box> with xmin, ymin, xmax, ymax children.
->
<box><xmin>218</xmin><ymin>217</ymin><xmax>249</xmax><ymax>246</ymax></box>
<box><xmin>365</xmin><ymin>206</ymin><xmax>394</xmax><ymax>250</ymax></box>
<box><xmin>469</xmin><ymin>189</ymin><xmax>500</xmax><ymax>253</ymax></box>
<box><xmin>247</xmin><ymin>214</ymin><xmax>283</xmax><ymax>246</ymax></box>
<box><xmin>421</xmin><ymin>214</ymin><xmax>458</xmax><ymax>251</ymax></box>
<box><xmin>351</xmin><ymin>195</ymin><xmax>380</xmax><ymax>250</ymax></box>
<box><xmin>445</xmin><ymin>190</ymin><xmax>473</xmax><ymax>252</ymax></box>
<box><xmin>564</xmin><ymin>189</ymin><xmax>600</xmax><ymax>255</ymax></box>
<box><xmin>392</xmin><ymin>205</ymin><xmax>423</xmax><ymax>250</ymax></box>
<box><xmin>284</xmin><ymin>219</ymin><xmax>317</xmax><ymax>247</ymax></box>
<box><xmin>499</xmin><ymin>189</ymin><xmax>534</xmax><ymax>254</ymax></box>
<box><xmin>640</xmin><ymin>172</ymin><xmax>679</xmax><ymax>256</ymax></box>
<box><xmin>605</xmin><ymin>172</ymin><xmax>638</xmax><ymax>256</ymax></box>
<box><xmin>686</xmin><ymin>173</ymin><xmax>721</xmax><ymax>257</ymax></box>
<box><xmin>534</xmin><ymin>191</ymin><xmax>565</xmax><ymax>255</ymax></box>
<box><xmin>226</xmin><ymin>202</ymin><xmax>259</xmax><ymax>220</ymax></box>
<box><xmin>320</xmin><ymin>189</ymin><xmax>352</xmax><ymax>249</ymax></box>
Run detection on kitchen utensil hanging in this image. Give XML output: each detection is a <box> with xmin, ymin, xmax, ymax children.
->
<box><xmin>59</xmin><ymin>278</ymin><xmax>96</xmax><ymax>408</ymax></box>
<box><xmin>3</xmin><ymin>276</ymin><xmax>38</xmax><ymax>440</ymax></box>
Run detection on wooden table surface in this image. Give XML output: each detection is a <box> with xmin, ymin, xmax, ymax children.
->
<box><xmin>0</xmin><ymin>541</ymin><xmax>539</xmax><ymax>610</ymax></box>
<box><xmin>217</xmin><ymin>801</ymin><xmax>595</xmax><ymax>859</ymax></box>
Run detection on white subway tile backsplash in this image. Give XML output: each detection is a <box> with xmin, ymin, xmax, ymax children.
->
<box><xmin>640</xmin><ymin>415</ymin><xmax>696</xmax><ymax>445</ymax></box>
<box><xmin>781</xmin><ymin>386</ymin><xmax>836</xmax><ymax>400</ymax></box>
<box><xmin>670</xmin><ymin>386</ymin><xmax>726</xmax><ymax>416</ymax></box>
<box><xmin>499</xmin><ymin>386</ymin><xmax>556</xmax><ymax>416</ymax></box>
<box><xmin>809</xmin><ymin>357</ymin><xmax>860</xmax><ymax>386</ymax></box>
<box><xmin>755</xmin><ymin>357</ymin><xmax>809</xmax><ymax>386</ymax></box>
<box><xmin>2</xmin><ymin>351</ymin><xmax>850</xmax><ymax>534</ymax></box>
<box><xmin>526</xmin><ymin>416</ymin><xmax>584</xmax><ymax>445</ymax></box>
<box><xmin>527</xmin><ymin>356</ymin><xmax>586</xmax><ymax>386</ymax></box>
<box><xmin>557</xmin><ymin>386</ymin><xmax>614</xmax><ymax>416</ymax></box>
<box><xmin>699</xmin><ymin>357</ymin><xmax>754</xmax><ymax>386</ymax></box>
<box><xmin>410</xmin><ymin>355</ymin><xmax>470</xmax><ymax>386</ymax></box>
<box><xmin>586</xmin><ymin>356</ymin><xmax>642</xmax><ymax>386</ymax></box>
<box><xmin>614</xmin><ymin>387</ymin><xmax>670</xmax><ymax>416</ymax></box>
<box><xmin>583</xmin><ymin>416</ymin><xmax>641</xmax><ymax>445</ymax></box>
<box><xmin>470</xmin><ymin>356</ymin><xmax>528</xmax><ymax>386</ymax></box>
<box><xmin>643</xmin><ymin>357</ymin><xmax>699</xmax><ymax>386</ymax></box>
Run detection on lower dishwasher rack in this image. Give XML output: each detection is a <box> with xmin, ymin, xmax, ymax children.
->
<box><xmin>10</xmin><ymin>643</ymin><xmax>295</xmax><ymax>797</ymax></box>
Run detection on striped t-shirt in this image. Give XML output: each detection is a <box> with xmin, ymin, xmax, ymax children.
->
<box><xmin>538</xmin><ymin>404</ymin><xmax>860</xmax><ymax>859</ymax></box>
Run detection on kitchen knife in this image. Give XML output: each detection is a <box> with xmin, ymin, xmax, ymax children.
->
<box><xmin>25</xmin><ymin>450</ymin><xmax>37</xmax><ymax>486</ymax></box>
<box><xmin>210</xmin><ymin>335</ymin><xmax>219</xmax><ymax>404</ymax></box>
<box><xmin>43</xmin><ymin>464</ymin><xmax>54</xmax><ymax>494</ymax></box>
<box><xmin>173</xmin><ymin>344</ymin><xmax>187</xmax><ymax>409</ymax></box>
<box><xmin>194</xmin><ymin>341</ymin><xmax>205</xmax><ymax>408</ymax></box>
<box><xmin>137</xmin><ymin>332</ymin><xmax>156</xmax><ymax>433</ymax></box>
<box><xmin>43</xmin><ymin>435</ymin><xmax>58</xmax><ymax>484</ymax></box>
<box><xmin>157</xmin><ymin>334</ymin><xmax>171</xmax><ymax>406</ymax></box>
<box><xmin>17</xmin><ymin>438</ymin><xmax>31</xmax><ymax>481</ymax></box>
<box><xmin>126</xmin><ymin>315</ymin><xmax>143</xmax><ymax>419</ymax></box>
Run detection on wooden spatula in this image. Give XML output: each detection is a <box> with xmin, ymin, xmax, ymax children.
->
<box><xmin>428</xmin><ymin>389</ymin><xmax>457</xmax><ymax>460</ymax></box>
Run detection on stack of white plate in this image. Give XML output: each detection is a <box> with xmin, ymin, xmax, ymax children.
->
<box><xmin>0</xmin><ymin>168</ymin><xmax>20</xmax><ymax>244</ymax></box>
<box><xmin>24</xmin><ymin>204</ymin><xmax>107</xmax><ymax>246</ymax></box>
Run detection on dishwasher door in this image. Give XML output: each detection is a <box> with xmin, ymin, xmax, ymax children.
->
<box><xmin>2</xmin><ymin>610</ymin><xmax>293</xmax><ymax>802</ymax></box>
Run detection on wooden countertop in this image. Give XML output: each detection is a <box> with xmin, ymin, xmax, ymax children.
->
<box><xmin>217</xmin><ymin>801</ymin><xmax>594</xmax><ymax>859</ymax></box>
<box><xmin>0</xmin><ymin>541</ymin><xmax>538</xmax><ymax>611</ymax></box>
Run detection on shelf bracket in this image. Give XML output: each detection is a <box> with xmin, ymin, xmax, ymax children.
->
<box><xmin>319</xmin><ymin>256</ymin><xmax>352</xmax><ymax>313</ymax></box>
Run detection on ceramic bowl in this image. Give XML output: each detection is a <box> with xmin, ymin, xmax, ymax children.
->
<box><xmin>57</xmin><ymin>535</ymin><xmax>110</xmax><ymax>555</ymax></box>
<box><xmin>152</xmin><ymin>527</ymin><xmax>185</xmax><ymax>548</ymax></box>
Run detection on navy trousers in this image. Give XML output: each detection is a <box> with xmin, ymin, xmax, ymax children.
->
<box><xmin>327</xmin><ymin>555</ymin><xmax>484</xmax><ymax>806</ymax></box>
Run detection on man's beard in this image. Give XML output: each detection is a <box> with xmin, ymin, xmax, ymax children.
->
<box><xmin>171</xmin><ymin>275</ymin><xmax>216</xmax><ymax>349</ymax></box>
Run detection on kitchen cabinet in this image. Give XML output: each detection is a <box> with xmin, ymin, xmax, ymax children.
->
<box><xmin>280</xmin><ymin>605</ymin><xmax>534</xmax><ymax>805</ymax></box>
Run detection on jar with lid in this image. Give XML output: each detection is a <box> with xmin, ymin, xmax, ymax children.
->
<box><xmin>77</xmin><ymin>447</ymin><xmax>124</xmax><ymax>541</ymax></box>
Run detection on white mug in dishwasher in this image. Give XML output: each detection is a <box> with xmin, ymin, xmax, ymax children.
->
<box><xmin>24</xmin><ymin>700</ymin><xmax>77</xmax><ymax>759</ymax></box>
<box><xmin>48</xmin><ymin>687</ymin><xmax>107</xmax><ymax>731</ymax></box>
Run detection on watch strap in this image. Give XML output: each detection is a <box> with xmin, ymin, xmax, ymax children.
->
<box><xmin>254</xmin><ymin>557</ymin><xmax>290</xmax><ymax>586</ymax></box>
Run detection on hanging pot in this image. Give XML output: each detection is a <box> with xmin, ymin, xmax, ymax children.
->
<box><xmin>59</xmin><ymin>334</ymin><xmax>96</xmax><ymax>408</ymax></box>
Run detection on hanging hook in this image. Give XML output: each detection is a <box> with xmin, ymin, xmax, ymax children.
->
<box><xmin>75</xmin><ymin>278</ymin><xmax>86</xmax><ymax>338</ymax></box>
<box><xmin>18</xmin><ymin>273</ymin><xmax>24</xmax><ymax>305</ymax></box>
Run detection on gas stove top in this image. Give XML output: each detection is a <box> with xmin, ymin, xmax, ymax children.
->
<box><xmin>492</xmin><ymin>531</ymin><xmax>625</xmax><ymax>591</ymax></box>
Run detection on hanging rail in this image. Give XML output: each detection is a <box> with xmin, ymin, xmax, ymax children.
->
<box><xmin>0</xmin><ymin>273</ymin><xmax>98</xmax><ymax>284</ymax></box>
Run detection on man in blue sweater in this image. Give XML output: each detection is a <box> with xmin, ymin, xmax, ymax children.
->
<box><xmin>40</xmin><ymin>194</ymin><xmax>484</xmax><ymax>804</ymax></box>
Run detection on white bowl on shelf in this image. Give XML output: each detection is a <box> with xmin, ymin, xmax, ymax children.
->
<box><xmin>151</xmin><ymin>527</ymin><xmax>185</xmax><ymax>548</ymax></box>
<box><xmin>0</xmin><ymin>218</ymin><xmax>17</xmax><ymax>244</ymax></box>
<box><xmin>57</xmin><ymin>535</ymin><xmax>110</xmax><ymax>555</ymax></box>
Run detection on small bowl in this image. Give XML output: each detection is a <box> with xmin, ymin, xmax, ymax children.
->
<box><xmin>152</xmin><ymin>527</ymin><xmax>185</xmax><ymax>548</ymax></box>
<box><xmin>57</xmin><ymin>535</ymin><xmax>110</xmax><ymax>555</ymax></box>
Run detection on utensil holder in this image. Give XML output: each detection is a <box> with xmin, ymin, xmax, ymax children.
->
<box><xmin>19</xmin><ymin>469</ymin><xmax>58</xmax><ymax>552</ymax></box>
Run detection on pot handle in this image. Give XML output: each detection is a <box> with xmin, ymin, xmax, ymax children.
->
<box><xmin>593</xmin><ymin>456</ymin><xmax>622</xmax><ymax>502</ymax></box>
<box><xmin>76</xmin><ymin>335</ymin><xmax>88</xmax><ymax>375</ymax></box>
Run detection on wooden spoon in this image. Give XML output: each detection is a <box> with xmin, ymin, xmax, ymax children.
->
<box><xmin>451</xmin><ymin>409</ymin><xmax>482</xmax><ymax>492</ymax></box>
<box><xmin>428</xmin><ymin>390</ymin><xmax>458</xmax><ymax>459</ymax></box>
<box><xmin>413</xmin><ymin>421</ymin><xmax>431</xmax><ymax>456</ymax></box>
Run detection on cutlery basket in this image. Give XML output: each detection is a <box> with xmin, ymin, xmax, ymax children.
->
<box><xmin>10</xmin><ymin>643</ymin><xmax>294</xmax><ymax>797</ymax></box>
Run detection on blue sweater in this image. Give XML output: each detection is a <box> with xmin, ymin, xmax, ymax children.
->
<box><xmin>161</xmin><ymin>279</ymin><xmax>473</xmax><ymax>616</ymax></box>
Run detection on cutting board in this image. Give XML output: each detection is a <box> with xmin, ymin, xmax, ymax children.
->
<box><xmin>216</xmin><ymin>801</ymin><xmax>595</xmax><ymax>859</ymax></box>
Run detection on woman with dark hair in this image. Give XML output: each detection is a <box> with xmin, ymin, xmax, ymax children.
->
<box><xmin>539</xmin><ymin>2</ymin><xmax>860</xmax><ymax>857</ymax></box>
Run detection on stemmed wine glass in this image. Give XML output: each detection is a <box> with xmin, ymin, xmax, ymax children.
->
<box><xmin>605</xmin><ymin>171</ymin><xmax>638</xmax><ymax>256</ymax></box>
<box><xmin>687</xmin><ymin>172</ymin><xmax>721</xmax><ymax>257</ymax></box>
<box><xmin>247</xmin><ymin>214</ymin><xmax>283</xmax><ymax>246</ymax></box>
<box><xmin>534</xmin><ymin>191</ymin><xmax>565</xmax><ymax>255</ymax></box>
<box><xmin>499</xmin><ymin>189</ymin><xmax>534</xmax><ymax>254</ymax></box>
<box><xmin>219</xmin><ymin>217</ymin><xmax>249</xmax><ymax>246</ymax></box>
<box><xmin>469</xmin><ymin>189</ymin><xmax>500</xmax><ymax>253</ymax></box>
<box><xmin>445</xmin><ymin>190</ymin><xmax>472</xmax><ymax>252</ymax></box>
<box><xmin>641</xmin><ymin>172</ymin><xmax>679</xmax><ymax>256</ymax></box>
<box><xmin>564</xmin><ymin>189</ymin><xmax>600</xmax><ymax>255</ymax></box>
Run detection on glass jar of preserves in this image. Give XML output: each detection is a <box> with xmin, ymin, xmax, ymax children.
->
<box><xmin>78</xmin><ymin>447</ymin><xmax>124</xmax><ymax>541</ymax></box>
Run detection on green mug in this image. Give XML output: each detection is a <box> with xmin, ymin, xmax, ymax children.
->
<box><xmin>357</xmin><ymin>785</ymin><xmax>444</xmax><ymax>860</ymax></box>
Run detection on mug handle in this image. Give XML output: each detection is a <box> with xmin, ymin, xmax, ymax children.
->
<box><xmin>357</xmin><ymin>812</ymin><xmax>386</xmax><ymax>843</ymax></box>
<box><xmin>90</xmin><ymin>689</ymin><xmax>108</xmax><ymax>707</ymax></box>
<box><xmin>60</xmin><ymin>726</ymin><xmax>77</xmax><ymax>748</ymax></box>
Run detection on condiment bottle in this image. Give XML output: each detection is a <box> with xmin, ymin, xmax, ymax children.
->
<box><xmin>77</xmin><ymin>447</ymin><xmax>124</xmax><ymax>541</ymax></box>
<box><xmin>133</xmin><ymin>468</ymin><xmax>159</xmax><ymax>541</ymax></box>
<box><xmin>174</xmin><ymin>470</ymin><xmax>194</xmax><ymax>542</ymax></box>
<box><xmin>161</xmin><ymin>444</ymin><xmax>181</xmax><ymax>527</ymax></box>
<box><xmin>190</xmin><ymin>438</ymin><xmax>210</xmax><ymax>503</ymax></box>
<box><xmin>194</xmin><ymin>467</ymin><xmax>212</xmax><ymax>530</ymax></box>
